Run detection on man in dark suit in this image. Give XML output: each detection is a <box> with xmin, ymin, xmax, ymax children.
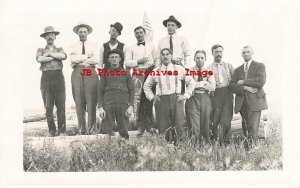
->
<box><xmin>230</xmin><ymin>46</ymin><xmax>268</xmax><ymax>147</ymax></box>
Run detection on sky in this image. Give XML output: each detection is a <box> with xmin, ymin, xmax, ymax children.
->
<box><xmin>0</xmin><ymin>0</ymin><xmax>294</xmax><ymax>111</ymax></box>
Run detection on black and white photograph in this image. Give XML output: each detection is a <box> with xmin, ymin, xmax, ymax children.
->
<box><xmin>0</xmin><ymin>0</ymin><xmax>300</xmax><ymax>186</ymax></box>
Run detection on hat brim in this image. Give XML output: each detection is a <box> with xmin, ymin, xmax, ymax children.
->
<box><xmin>40</xmin><ymin>31</ymin><xmax>60</xmax><ymax>37</ymax></box>
<box><xmin>107</xmin><ymin>50</ymin><xmax>123</xmax><ymax>59</ymax></box>
<box><xmin>163</xmin><ymin>19</ymin><xmax>182</xmax><ymax>28</ymax></box>
<box><xmin>110</xmin><ymin>24</ymin><xmax>121</xmax><ymax>35</ymax></box>
<box><xmin>73</xmin><ymin>24</ymin><xmax>93</xmax><ymax>34</ymax></box>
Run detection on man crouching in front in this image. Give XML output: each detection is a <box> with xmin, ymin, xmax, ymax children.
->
<box><xmin>98</xmin><ymin>49</ymin><xmax>134</xmax><ymax>139</ymax></box>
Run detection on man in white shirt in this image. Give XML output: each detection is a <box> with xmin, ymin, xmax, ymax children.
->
<box><xmin>208</xmin><ymin>44</ymin><xmax>234</xmax><ymax>143</ymax></box>
<box><xmin>143</xmin><ymin>48</ymin><xmax>195</xmax><ymax>143</ymax></box>
<box><xmin>155</xmin><ymin>15</ymin><xmax>191</xmax><ymax>68</ymax></box>
<box><xmin>99</xmin><ymin>22</ymin><xmax>126</xmax><ymax>69</ymax></box>
<box><xmin>69</xmin><ymin>23</ymin><xmax>99</xmax><ymax>135</ymax></box>
<box><xmin>185</xmin><ymin>50</ymin><xmax>216</xmax><ymax>143</ymax></box>
<box><xmin>125</xmin><ymin>26</ymin><xmax>156</xmax><ymax>136</ymax></box>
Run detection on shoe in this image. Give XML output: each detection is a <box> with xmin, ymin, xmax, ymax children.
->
<box><xmin>58</xmin><ymin>133</ymin><xmax>67</xmax><ymax>136</ymax></box>
<box><xmin>46</xmin><ymin>132</ymin><xmax>55</xmax><ymax>137</ymax></box>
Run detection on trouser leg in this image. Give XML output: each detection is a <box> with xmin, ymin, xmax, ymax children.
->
<box><xmin>84</xmin><ymin>69</ymin><xmax>98</xmax><ymax>134</ymax></box>
<box><xmin>137</xmin><ymin>90</ymin><xmax>154</xmax><ymax>133</ymax></box>
<box><xmin>220</xmin><ymin>90</ymin><xmax>233</xmax><ymax>141</ymax></box>
<box><xmin>247</xmin><ymin>110</ymin><xmax>261</xmax><ymax>145</ymax></box>
<box><xmin>186</xmin><ymin>96</ymin><xmax>201</xmax><ymax>139</ymax></box>
<box><xmin>155</xmin><ymin>95</ymin><xmax>171</xmax><ymax>135</ymax></box>
<box><xmin>53</xmin><ymin>71</ymin><xmax>66</xmax><ymax>133</ymax></box>
<box><xmin>199</xmin><ymin>93</ymin><xmax>212</xmax><ymax>143</ymax></box>
<box><xmin>174</xmin><ymin>99</ymin><xmax>186</xmax><ymax>140</ymax></box>
<box><xmin>71</xmin><ymin>68</ymin><xmax>86</xmax><ymax>134</ymax></box>
<box><xmin>115</xmin><ymin>103</ymin><xmax>129</xmax><ymax>139</ymax></box>
<box><xmin>102</xmin><ymin>103</ymin><xmax>116</xmax><ymax>135</ymax></box>
<box><xmin>41</xmin><ymin>71</ymin><xmax>56</xmax><ymax>134</ymax></box>
<box><xmin>211</xmin><ymin>93</ymin><xmax>222</xmax><ymax>140</ymax></box>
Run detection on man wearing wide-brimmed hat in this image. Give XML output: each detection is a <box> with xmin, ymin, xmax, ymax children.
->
<box><xmin>99</xmin><ymin>22</ymin><xmax>127</xmax><ymax>69</ymax></box>
<box><xmin>69</xmin><ymin>22</ymin><xmax>100</xmax><ymax>135</ymax></box>
<box><xmin>156</xmin><ymin>15</ymin><xmax>191</xmax><ymax>68</ymax></box>
<box><xmin>36</xmin><ymin>26</ymin><xmax>67</xmax><ymax>137</ymax></box>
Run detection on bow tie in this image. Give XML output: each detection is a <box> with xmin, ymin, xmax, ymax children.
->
<box><xmin>137</xmin><ymin>42</ymin><xmax>145</xmax><ymax>46</ymax></box>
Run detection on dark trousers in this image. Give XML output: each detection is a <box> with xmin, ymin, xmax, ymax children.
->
<box><xmin>40</xmin><ymin>70</ymin><xmax>66</xmax><ymax>134</ymax></box>
<box><xmin>186</xmin><ymin>93</ymin><xmax>211</xmax><ymax>143</ymax></box>
<box><xmin>71</xmin><ymin>68</ymin><xmax>99</xmax><ymax>134</ymax></box>
<box><xmin>240</xmin><ymin>97</ymin><xmax>261</xmax><ymax>145</ymax></box>
<box><xmin>155</xmin><ymin>93</ymin><xmax>185</xmax><ymax>141</ymax></box>
<box><xmin>210</xmin><ymin>86</ymin><xmax>233</xmax><ymax>141</ymax></box>
<box><xmin>137</xmin><ymin>90</ymin><xmax>155</xmax><ymax>132</ymax></box>
<box><xmin>102</xmin><ymin>103</ymin><xmax>129</xmax><ymax>139</ymax></box>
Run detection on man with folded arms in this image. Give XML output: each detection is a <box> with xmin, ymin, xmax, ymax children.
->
<box><xmin>36</xmin><ymin>26</ymin><xmax>67</xmax><ymax>137</ymax></box>
<box><xmin>125</xmin><ymin>26</ymin><xmax>156</xmax><ymax>136</ymax></box>
<box><xmin>69</xmin><ymin>23</ymin><xmax>99</xmax><ymax>135</ymax></box>
<box><xmin>143</xmin><ymin>48</ymin><xmax>195</xmax><ymax>142</ymax></box>
<box><xmin>186</xmin><ymin>50</ymin><xmax>216</xmax><ymax>143</ymax></box>
<box><xmin>230</xmin><ymin>46</ymin><xmax>268</xmax><ymax>147</ymax></box>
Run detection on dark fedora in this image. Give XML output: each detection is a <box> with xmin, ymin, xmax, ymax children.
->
<box><xmin>107</xmin><ymin>49</ymin><xmax>123</xmax><ymax>59</ymax></box>
<box><xmin>40</xmin><ymin>26</ymin><xmax>60</xmax><ymax>37</ymax></box>
<box><xmin>163</xmin><ymin>15</ymin><xmax>182</xmax><ymax>28</ymax></box>
<box><xmin>110</xmin><ymin>22</ymin><xmax>123</xmax><ymax>35</ymax></box>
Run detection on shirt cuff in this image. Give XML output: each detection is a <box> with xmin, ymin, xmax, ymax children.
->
<box><xmin>183</xmin><ymin>93</ymin><xmax>191</xmax><ymax>99</ymax></box>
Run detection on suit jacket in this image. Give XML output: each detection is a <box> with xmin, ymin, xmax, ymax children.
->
<box><xmin>229</xmin><ymin>60</ymin><xmax>268</xmax><ymax>113</ymax></box>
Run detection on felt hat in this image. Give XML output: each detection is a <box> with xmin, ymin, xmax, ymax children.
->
<box><xmin>163</xmin><ymin>15</ymin><xmax>182</xmax><ymax>28</ymax></box>
<box><xmin>40</xmin><ymin>26</ymin><xmax>60</xmax><ymax>37</ymax></box>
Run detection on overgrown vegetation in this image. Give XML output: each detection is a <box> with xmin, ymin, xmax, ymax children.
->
<box><xmin>23</xmin><ymin>114</ymin><xmax>281</xmax><ymax>171</ymax></box>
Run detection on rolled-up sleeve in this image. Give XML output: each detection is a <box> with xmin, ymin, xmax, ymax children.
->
<box><xmin>143</xmin><ymin>74</ymin><xmax>156</xmax><ymax>101</ymax></box>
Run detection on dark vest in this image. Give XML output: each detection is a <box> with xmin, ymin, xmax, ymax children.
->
<box><xmin>103</xmin><ymin>41</ymin><xmax>125</xmax><ymax>69</ymax></box>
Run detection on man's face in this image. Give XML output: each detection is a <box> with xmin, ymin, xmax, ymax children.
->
<box><xmin>195</xmin><ymin>52</ymin><xmax>206</xmax><ymax>68</ymax></box>
<box><xmin>160</xmin><ymin>50</ymin><xmax>172</xmax><ymax>65</ymax></box>
<box><xmin>167</xmin><ymin>21</ymin><xmax>178</xmax><ymax>35</ymax></box>
<box><xmin>108</xmin><ymin>53</ymin><xmax>121</xmax><ymax>68</ymax></box>
<box><xmin>44</xmin><ymin>33</ymin><xmax>56</xmax><ymax>45</ymax></box>
<box><xmin>241</xmin><ymin>47</ymin><xmax>253</xmax><ymax>62</ymax></box>
<box><xmin>109</xmin><ymin>27</ymin><xmax>120</xmax><ymax>39</ymax></box>
<box><xmin>77</xmin><ymin>27</ymin><xmax>88</xmax><ymax>42</ymax></box>
<box><xmin>134</xmin><ymin>28</ymin><xmax>145</xmax><ymax>42</ymax></box>
<box><xmin>212</xmin><ymin>47</ymin><xmax>223</xmax><ymax>62</ymax></box>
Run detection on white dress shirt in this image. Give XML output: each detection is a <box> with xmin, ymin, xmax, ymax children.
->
<box><xmin>125</xmin><ymin>42</ymin><xmax>156</xmax><ymax>69</ymax></box>
<box><xmin>143</xmin><ymin>63</ymin><xmax>195</xmax><ymax>101</ymax></box>
<box><xmin>99</xmin><ymin>42</ymin><xmax>127</xmax><ymax>68</ymax></box>
<box><xmin>155</xmin><ymin>33</ymin><xmax>192</xmax><ymax>68</ymax></box>
<box><xmin>69</xmin><ymin>41</ymin><xmax>99</xmax><ymax>66</ymax></box>
<box><xmin>191</xmin><ymin>66</ymin><xmax>216</xmax><ymax>93</ymax></box>
<box><xmin>208</xmin><ymin>61</ymin><xmax>234</xmax><ymax>88</ymax></box>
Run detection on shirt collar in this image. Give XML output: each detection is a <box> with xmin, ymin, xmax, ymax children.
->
<box><xmin>168</xmin><ymin>33</ymin><xmax>177</xmax><ymax>38</ymax></box>
<box><xmin>45</xmin><ymin>45</ymin><xmax>56</xmax><ymax>49</ymax></box>
<box><xmin>194</xmin><ymin>65</ymin><xmax>203</xmax><ymax>70</ymax></box>
<box><xmin>244</xmin><ymin>59</ymin><xmax>253</xmax><ymax>66</ymax></box>
<box><xmin>213</xmin><ymin>61</ymin><xmax>223</xmax><ymax>65</ymax></box>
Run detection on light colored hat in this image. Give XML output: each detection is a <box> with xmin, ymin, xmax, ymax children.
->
<box><xmin>73</xmin><ymin>22</ymin><xmax>93</xmax><ymax>34</ymax></box>
<box><xmin>40</xmin><ymin>26</ymin><xmax>60</xmax><ymax>37</ymax></box>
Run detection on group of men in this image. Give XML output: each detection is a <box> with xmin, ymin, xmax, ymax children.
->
<box><xmin>36</xmin><ymin>15</ymin><xmax>268</xmax><ymax>147</ymax></box>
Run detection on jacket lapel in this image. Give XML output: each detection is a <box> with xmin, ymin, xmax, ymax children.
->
<box><xmin>247</xmin><ymin>61</ymin><xmax>256</xmax><ymax>78</ymax></box>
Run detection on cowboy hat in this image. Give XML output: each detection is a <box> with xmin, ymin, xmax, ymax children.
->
<box><xmin>163</xmin><ymin>15</ymin><xmax>182</xmax><ymax>28</ymax></box>
<box><xmin>40</xmin><ymin>26</ymin><xmax>60</xmax><ymax>37</ymax></box>
<box><xmin>73</xmin><ymin>22</ymin><xmax>93</xmax><ymax>34</ymax></box>
<box><xmin>110</xmin><ymin>22</ymin><xmax>123</xmax><ymax>35</ymax></box>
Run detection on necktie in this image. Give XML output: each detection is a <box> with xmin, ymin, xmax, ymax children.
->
<box><xmin>169</xmin><ymin>35</ymin><xmax>173</xmax><ymax>52</ymax></box>
<box><xmin>198</xmin><ymin>69</ymin><xmax>203</xmax><ymax>81</ymax></box>
<box><xmin>244</xmin><ymin>62</ymin><xmax>249</xmax><ymax>78</ymax></box>
<box><xmin>217</xmin><ymin>63</ymin><xmax>224</xmax><ymax>84</ymax></box>
<box><xmin>137</xmin><ymin>42</ymin><xmax>145</xmax><ymax>46</ymax></box>
<box><xmin>82</xmin><ymin>42</ymin><xmax>85</xmax><ymax>54</ymax></box>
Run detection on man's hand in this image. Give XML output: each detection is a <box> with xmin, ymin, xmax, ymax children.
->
<box><xmin>137</xmin><ymin>57</ymin><xmax>149</xmax><ymax>64</ymax></box>
<box><xmin>199</xmin><ymin>81</ymin><xmax>209</xmax><ymax>87</ymax></box>
<box><xmin>87</xmin><ymin>53</ymin><xmax>93</xmax><ymax>58</ymax></box>
<box><xmin>152</xmin><ymin>95</ymin><xmax>161</xmax><ymax>103</ymax></box>
<box><xmin>98</xmin><ymin>107</ymin><xmax>106</xmax><ymax>119</ymax></box>
<box><xmin>244</xmin><ymin>86</ymin><xmax>258</xmax><ymax>93</ymax></box>
<box><xmin>125</xmin><ymin>106</ymin><xmax>134</xmax><ymax>118</ymax></box>
<box><xmin>177</xmin><ymin>95</ymin><xmax>187</xmax><ymax>102</ymax></box>
<box><xmin>43</xmin><ymin>52</ymin><xmax>53</xmax><ymax>57</ymax></box>
<box><xmin>237</xmin><ymin>80</ymin><xmax>245</xmax><ymax>85</ymax></box>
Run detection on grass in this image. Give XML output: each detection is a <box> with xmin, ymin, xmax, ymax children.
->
<box><xmin>23</xmin><ymin>113</ymin><xmax>282</xmax><ymax>171</ymax></box>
